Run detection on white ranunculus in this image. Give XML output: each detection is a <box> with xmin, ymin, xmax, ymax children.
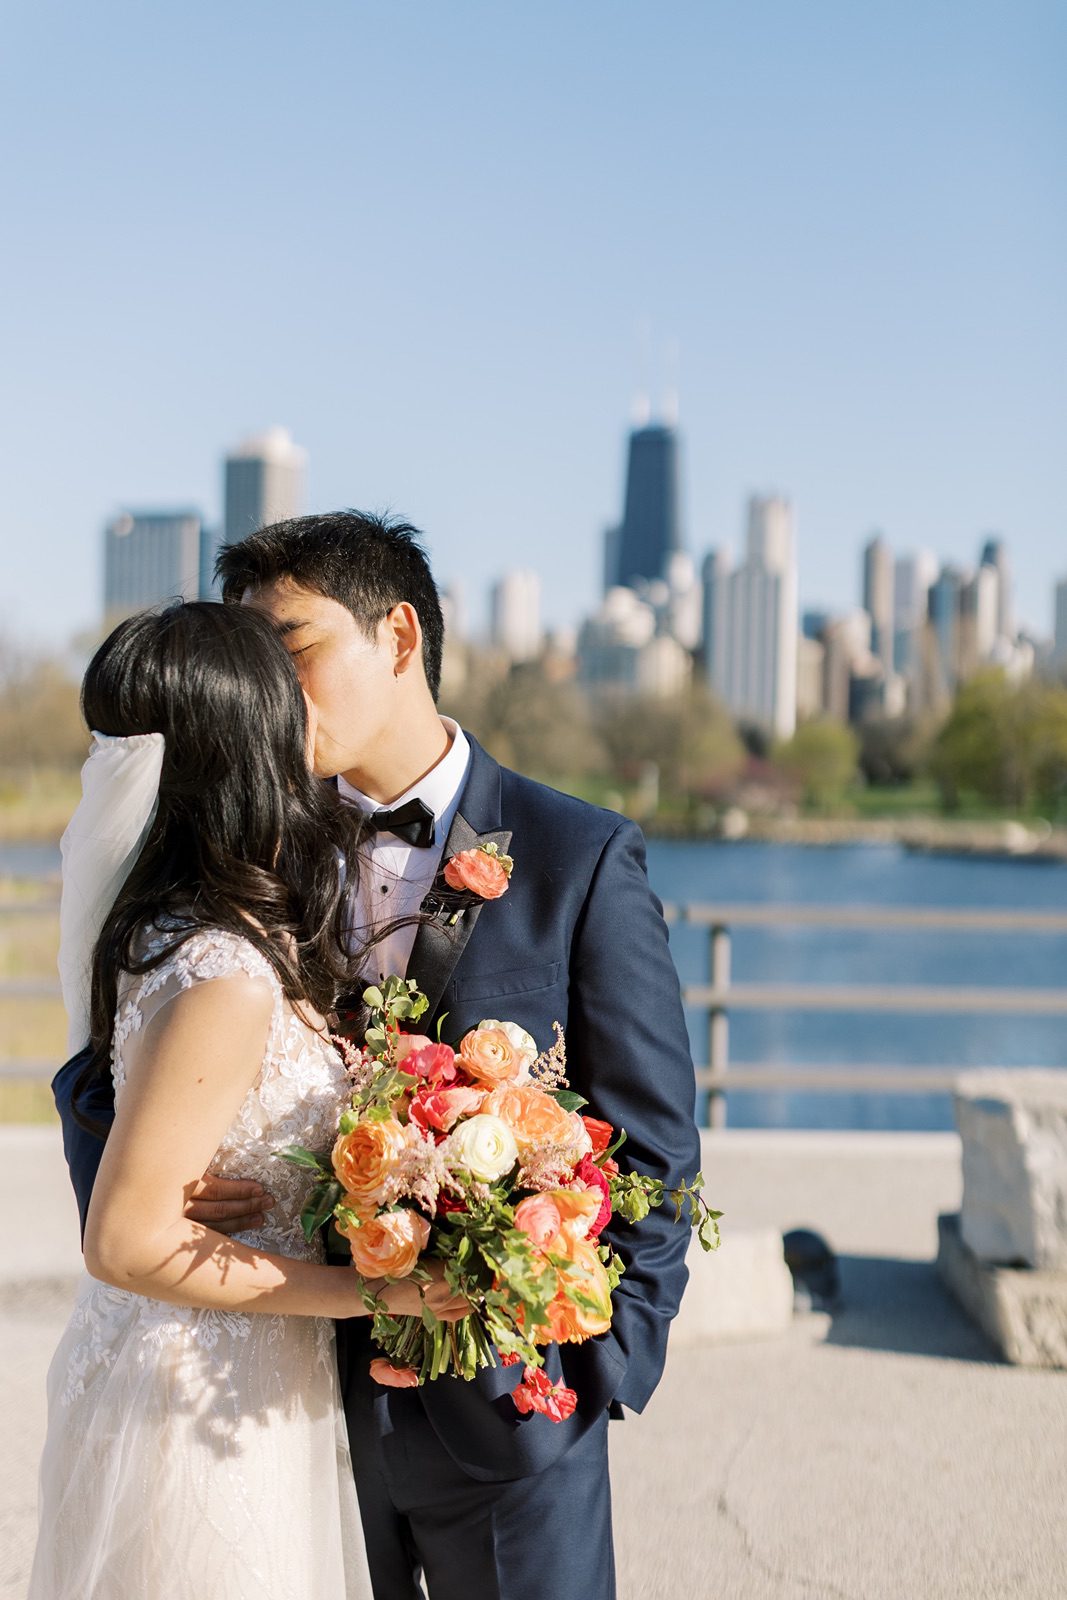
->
<box><xmin>477</xmin><ymin>1018</ymin><xmax>537</xmax><ymax>1082</ymax></box>
<box><xmin>446</xmin><ymin>1114</ymin><xmax>519</xmax><ymax>1183</ymax></box>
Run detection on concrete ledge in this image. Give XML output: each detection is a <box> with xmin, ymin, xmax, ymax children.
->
<box><xmin>936</xmin><ymin>1212</ymin><xmax>1067</xmax><ymax>1370</ymax></box>
<box><xmin>673</xmin><ymin>1226</ymin><xmax>794</xmax><ymax>1346</ymax></box>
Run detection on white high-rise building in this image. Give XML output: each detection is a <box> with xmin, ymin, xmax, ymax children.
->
<box><xmin>1055</xmin><ymin>577</ymin><xmax>1067</xmax><ymax>674</ymax></box>
<box><xmin>104</xmin><ymin>510</ymin><xmax>203</xmax><ymax>623</ymax></box>
<box><xmin>490</xmin><ymin>570</ymin><xmax>542</xmax><ymax>663</ymax></box>
<box><xmin>980</xmin><ymin>537</ymin><xmax>1014</xmax><ymax>643</ymax></box>
<box><xmin>892</xmin><ymin>550</ymin><xmax>937</xmax><ymax>681</ymax></box>
<box><xmin>703</xmin><ymin>495</ymin><xmax>798</xmax><ymax>739</ymax></box>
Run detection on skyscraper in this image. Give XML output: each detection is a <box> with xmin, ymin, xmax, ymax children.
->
<box><xmin>892</xmin><ymin>550</ymin><xmax>937</xmax><ymax>689</ymax></box>
<box><xmin>703</xmin><ymin>496</ymin><xmax>798</xmax><ymax>740</ymax></box>
<box><xmin>1054</xmin><ymin>577</ymin><xmax>1067</xmax><ymax>675</ymax></box>
<box><xmin>199</xmin><ymin>427</ymin><xmax>307</xmax><ymax>593</ymax></box>
<box><xmin>104</xmin><ymin>510</ymin><xmax>203</xmax><ymax>623</ymax></box>
<box><xmin>862</xmin><ymin>533</ymin><xmax>894</xmax><ymax>670</ymax></box>
<box><xmin>609</xmin><ymin>423</ymin><xmax>683</xmax><ymax>590</ymax></box>
<box><xmin>490</xmin><ymin>570</ymin><xmax>542</xmax><ymax>663</ymax></box>
<box><xmin>980</xmin><ymin>536</ymin><xmax>1014</xmax><ymax>643</ymax></box>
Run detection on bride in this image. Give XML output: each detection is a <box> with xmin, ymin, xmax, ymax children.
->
<box><xmin>29</xmin><ymin>601</ymin><xmax>465</xmax><ymax>1600</ymax></box>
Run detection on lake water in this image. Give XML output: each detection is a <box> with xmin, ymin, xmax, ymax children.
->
<box><xmin>645</xmin><ymin>839</ymin><xmax>1067</xmax><ymax>1131</ymax></box>
<box><xmin>5</xmin><ymin>836</ymin><xmax>1065</xmax><ymax>1132</ymax></box>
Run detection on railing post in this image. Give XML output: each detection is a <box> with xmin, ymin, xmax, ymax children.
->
<box><xmin>707</xmin><ymin>921</ymin><xmax>731</xmax><ymax>1128</ymax></box>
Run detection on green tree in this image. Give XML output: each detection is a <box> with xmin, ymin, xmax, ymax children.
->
<box><xmin>0</xmin><ymin>641</ymin><xmax>86</xmax><ymax>772</ymax></box>
<box><xmin>593</xmin><ymin>681</ymin><xmax>744</xmax><ymax>805</ymax></box>
<box><xmin>444</xmin><ymin>658</ymin><xmax>608</xmax><ymax>786</ymax></box>
<box><xmin>773</xmin><ymin>719</ymin><xmax>859</xmax><ymax>811</ymax></box>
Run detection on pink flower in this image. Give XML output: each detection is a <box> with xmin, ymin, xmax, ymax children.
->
<box><xmin>513</xmin><ymin>1193</ymin><xmax>563</xmax><ymax>1251</ymax></box>
<box><xmin>573</xmin><ymin>1154</ymin><xmax>612</xmax><ymax>1238</ymax></box>
<box><xmin>369</xmin><ymin>1359</ymin><xmax>420</xmax><ymax>1389</ymax></box>
<box><xmin>394</xmin><ymin>1033</ymin><xmax>435</xmax><ymax>1063</ymax></box>
<box><xmin>409</xmin><ymin>1083</ymin><xmax>486</xmax><ymax>1135</ymax></box>
<box><xmin>512</xmin><ymin>1366</ymin><xmax>578</xmax><ymax>1423</ymax></box>
<box><xmin>401</xmin><ymin>1041</ymin><xmax>458</xmax><ymax>1084</ymax></box>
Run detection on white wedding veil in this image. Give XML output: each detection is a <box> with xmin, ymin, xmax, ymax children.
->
<box><xmin>58</xmin><ymin>731</ymin><xmax>166</xmax><ymax>1052</ymax></box>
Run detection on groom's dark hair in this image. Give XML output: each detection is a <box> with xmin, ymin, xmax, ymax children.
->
<box><xmin>216</xmin><ymin>510</ymin><xmax>445</xmax><ymax>700</ymax></box>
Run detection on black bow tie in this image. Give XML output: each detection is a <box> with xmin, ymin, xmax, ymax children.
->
<box><xmin>362</xmin><ymin>796</ymin><xmax>436</xmax><ymax>849</ymax></box>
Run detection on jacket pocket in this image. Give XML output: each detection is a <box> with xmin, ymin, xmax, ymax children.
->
<box><xmin>450</xmin><ymin>960</ymin><xmax>562</xmax><ymax>1004</ymax></box>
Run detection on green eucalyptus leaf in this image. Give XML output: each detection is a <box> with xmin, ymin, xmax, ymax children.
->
<box><xmin>276</xmin><ymin>1145</ymin><xmax>330</xmax><ymax>1173</ymax></box>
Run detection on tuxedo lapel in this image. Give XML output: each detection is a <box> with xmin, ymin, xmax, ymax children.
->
<box><xmin>407</xmin><ymin>739</ymin><xmax>511</xmax><ymax>1020</ymax></box>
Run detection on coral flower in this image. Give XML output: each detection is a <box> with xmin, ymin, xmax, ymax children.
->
<box><xmin>512</xmin><ymin>1366</ymin><xmax>578</xmax><ymax>1423</ymax></box>
<box><xmin>581</xmin><ymin>1116</ymin><xmax>614</xmax><ymax>1156</ymax></box>
<box><xmin>443</xmin><ymin>846</ymin><xmax>512</xmax><ymax>899</ymax></box>
<box><xmin>369</xmin><ymin>1360</ymin><xmax>420</xmax><ymax>1388</ymax></box>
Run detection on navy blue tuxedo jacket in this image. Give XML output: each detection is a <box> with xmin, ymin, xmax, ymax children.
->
<box><xmin>53</xmin><ymin>737</ymin><xmax>700</xmax><ymax>1483</ymax></box>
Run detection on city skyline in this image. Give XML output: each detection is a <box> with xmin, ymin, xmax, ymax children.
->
<box><xmin>92</xmin><ymin>412</ymin><xmax>1065</xmax><ymax>654</ymax></box>
<box><xmin>1</xmin><ymin>4</ymin><xmax>1062</xmax><ymax>651</ymax></box>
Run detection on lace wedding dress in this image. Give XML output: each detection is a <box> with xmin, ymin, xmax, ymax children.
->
<box><xmin>29</xmin><ymin>928</ymin><xmax>372</xmax><ymax>1600</ymax></box>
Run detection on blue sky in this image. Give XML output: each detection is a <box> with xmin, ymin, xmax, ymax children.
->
<box><xmin>2</xmin><ymin>0</ymin><xmax>1064</xmax><ymax>648</ymax></box>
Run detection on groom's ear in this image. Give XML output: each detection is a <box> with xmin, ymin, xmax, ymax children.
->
<box><xmin>384</xmin><ymin>602</ymin><xmax>425</xmax><ymax>683</ymax></box>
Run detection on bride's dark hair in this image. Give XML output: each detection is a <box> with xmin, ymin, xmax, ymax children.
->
<box><xmin>74</xmin><ymin>600</ymin><xmax>366</xmax><ymax>1132</ymax></box>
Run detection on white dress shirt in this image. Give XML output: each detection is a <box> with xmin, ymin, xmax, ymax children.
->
<box><xmin>337</xmin><ymin>717</ymin><xmax>472</xmax><ymax>982</ymax></box>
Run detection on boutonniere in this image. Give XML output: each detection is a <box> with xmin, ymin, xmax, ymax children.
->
<box><xmin>423</xmin><ymin>842</ymin><xmax>514</xmax><ymax>924</ymax></box>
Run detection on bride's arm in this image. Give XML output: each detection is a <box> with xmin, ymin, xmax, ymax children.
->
<box><xmin>84</xmin><ymin>974</ymin><xmax>400</xmax><ymax>1320</ymax></box>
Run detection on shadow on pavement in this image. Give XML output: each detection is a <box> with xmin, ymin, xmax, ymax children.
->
<box><xmin>819</xmin><ymin>1254</ymin><xmax>1001</xmax><ymax>1363</ymax></box>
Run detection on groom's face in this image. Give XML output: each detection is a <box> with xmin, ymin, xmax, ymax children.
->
<box><xmin>244</xmin><ymin>577</ymin><xmax>395</xmax><ymax>780</ymax></box>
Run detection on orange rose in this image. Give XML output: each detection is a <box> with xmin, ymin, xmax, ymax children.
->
<box><xmin>458</xmin><ymin>1027</ymin><xmax>526</xmax><ymax>1089</ymax></box>
<box><xmin>343</xmin><ymin>1208</ymin><xmax>430</xmax><ymax>1279</ymax></box>
<box><xmin>443</xmin><ymin>846</ymin><xmax>512</xmax><ymax>899</ymax></box>
<box><xmin>541</xmin><ymin>1235</ymin><xmax>613</xmax><ymax>1343</ymax></box>
<box><xmin>481</xmin><ymin>1083</ymin><xmax>575</xmax><ymax>1153</ymax></box>
<box><xmin>369</xmin><ymin>1359</ymin><xmax>420</xmax><ymax>1388</ymax></box>
<box><xmin>332</xmin><ymin>1118</ymin><xmax>409</xmax><ymax>1209</ymax></box>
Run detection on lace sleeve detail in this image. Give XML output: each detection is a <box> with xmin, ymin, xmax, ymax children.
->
<box><xmin>113</xmin><ymin>928</ymin><xmax>280</xmax><ymax>1090</ymax></box>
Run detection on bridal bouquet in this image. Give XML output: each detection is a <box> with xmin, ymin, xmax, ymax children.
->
<box><xmin>281</xmin><ymin>977</ymin><xmax>719</xmax><ymax>1422</ymax></box>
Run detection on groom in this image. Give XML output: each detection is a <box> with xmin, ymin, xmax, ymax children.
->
<box><xmin>56</xmin><ymin>511</ymin><xmax>700</xmax><ymax>1600</ymax></box>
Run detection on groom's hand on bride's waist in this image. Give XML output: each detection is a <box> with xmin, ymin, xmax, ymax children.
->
<box><xmin>184</xmin><ymin>1173</ymin><xmax>275</xmax><ymax>1234</ymax></box>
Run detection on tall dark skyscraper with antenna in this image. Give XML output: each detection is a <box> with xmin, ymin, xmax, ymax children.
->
<box><xmin>606</xmin><ymin>421</ymin><xmax>683</xmax><ymax>590</ymax></box>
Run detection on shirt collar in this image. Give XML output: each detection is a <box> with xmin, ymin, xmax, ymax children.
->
<box><xmin>336</xmin><ymin>718</ymin><xmax>472</xmax><ymax>848</ymax></box>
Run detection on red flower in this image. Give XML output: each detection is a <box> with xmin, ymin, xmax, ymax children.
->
<box><xmin>600</xmin><ymin>1157</ymin><xmax>620</xmax><ymax>1179</ymax></box>
<box><xmin>512</xmin><ymin>1365</ymin><xmax>577</xmax><ymax>1423</ymax></box>
<box><xmin>582</xmin><ymin>1116</ymin><xmax>614</xmax><ymax>1156</ymax></box>
<box><xmin>574</xmin><ymin>1154</ymin><xmax>612</xmax><ymax>1238</ymax></box>
<box><xmin>499</xmin><ymin>1350</ymin><xmax>521</xmax><ymax>1367</ymax></box>
<box><xmin>436</xmin><ymin>1191</ymin><xmax>468</xmax><ymax>1216</ymax></box>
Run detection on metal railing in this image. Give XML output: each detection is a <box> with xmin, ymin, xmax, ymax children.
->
<box><xmin>4</xmin><ymin>900</ymin><xmax>1067</xmax><ymax>1124</ymax></box>
<box><xmin>662</xmin><ymin>903</ymin><xmax>1067</xmax><ymax>1127</ymax></box>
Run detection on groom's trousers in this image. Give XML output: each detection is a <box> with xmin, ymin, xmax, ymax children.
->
<box><xmin>338</xmin><ymin>1325</ymin><xmax>616</xmax><ymax>1600</ymax></box>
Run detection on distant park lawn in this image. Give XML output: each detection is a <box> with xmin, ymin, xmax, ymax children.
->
<box><xmin>0</xmin><ymin>894</ymin><xmax>63</xmax><ymax>1122</ymax></box>
<box><xmin>0</xmin><ymin>768</ymin><xmax>80</xmax><ymax>843</ymax></box>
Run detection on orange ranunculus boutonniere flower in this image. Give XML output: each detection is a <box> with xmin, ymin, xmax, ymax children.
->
<box><xmin>443</xmin><ymin>841</ymin><xmax>514</xmax><ymax>900</ymax></box>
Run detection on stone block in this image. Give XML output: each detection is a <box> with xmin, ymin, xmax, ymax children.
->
<box><xmin>936</xmin><ymin>1212</ymin><xmax>1067</xmax><ymax>1370</ymax></box>
<box><xmin>671</xmin><ymin>1226</ymin><xmax>794</xmax><ymax>1347</ymax></box>
<box><xmin>953</xmin><ymin>1069</ymin><xmax>1067</xmax><ymax>1270</ymax></box>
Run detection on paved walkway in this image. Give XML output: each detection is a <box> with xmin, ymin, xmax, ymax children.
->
<box><xmin>2</xmin><ymin>1128</ymin><xmax>1065</xmax><ymax>1599</ymax></box>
